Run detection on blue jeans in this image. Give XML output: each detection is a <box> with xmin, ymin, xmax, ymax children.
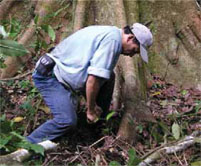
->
<box><xmin>27</xmin><ymin>70</ymin><xmax>115</xmax><ymax>143</ymax></box>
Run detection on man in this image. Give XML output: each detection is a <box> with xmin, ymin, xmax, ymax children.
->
<box><xmin>27</xmin><ymin>23</ymin><xmax>153</xmax><ymax>144</ymax></box>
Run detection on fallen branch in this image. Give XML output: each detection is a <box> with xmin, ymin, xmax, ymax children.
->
<box><xmin>138</xmin><ymin>131</ymin><xmax>201</xmax><ymax>166</ymax></box>
<box><xmin>0</xmin><ymin>140</ymin><xmax>58</xmax><ymax>164</ymax></box>
<box><xmin>0</xmin><ymin>69</ymin><xmax>33</xmax><ymax>81</ymax></box>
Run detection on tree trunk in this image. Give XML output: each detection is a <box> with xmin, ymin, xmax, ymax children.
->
<box><xmin>139</xmin><ymin>0</ymin><xmax>201</xmax><ymax>90</ymax></box>
<box><xmin>73</xmin><ymin>0</ymin><xmax>90</xmax><ymax>32</ymax></box>
<box><xmin>116</xmin><ymin>0</ymin><xmax>155</xmax><ymax>144</ymax></box>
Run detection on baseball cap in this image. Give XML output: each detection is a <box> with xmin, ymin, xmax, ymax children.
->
<box><xmin>130</xmin><ymin>23</ymin><xmax>153</xmax><ymax>63</ymax></box>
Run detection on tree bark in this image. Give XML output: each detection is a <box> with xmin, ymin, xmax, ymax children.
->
<box><xmin>139</xmin><ymin>0</ymin><xmax>201</xmax><ymax>89</ymax></box>
<box><xmin>0</xmin><ymin>0</ymin><xmax>16</xmax><ymax>20</ymax></box>
<box><xmin>116</xmin><ymin>0</ymin><xmax>155</xmax><ymax>144</ymax></box>
<box><xmin>73</xmin><ymin>0</ymin><xmax>89</xmax><ymax>32</ymax></box>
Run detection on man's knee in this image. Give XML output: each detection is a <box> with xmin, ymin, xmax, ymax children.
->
<box><xmin>53</xmin><ymin>116</ymin><xmax>77</xmax><ymax>129</ymax></box>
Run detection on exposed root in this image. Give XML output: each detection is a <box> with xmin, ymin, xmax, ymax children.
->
<box><xmin>112</xmin><ymin>66</ymin><xmax>122</xmax><ymax>111</ymax></box>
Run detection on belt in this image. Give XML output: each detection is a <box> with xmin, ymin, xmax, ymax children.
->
<box><xmin>59</xmin><ymin>77</ymin><xmax>82</xmax><ymax>98</ymax></box>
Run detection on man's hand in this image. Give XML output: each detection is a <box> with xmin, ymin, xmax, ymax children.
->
<box><xmin>86</xmin><ymin>105</ymin><xmax>103</xmax><ymax>123</ymax></box>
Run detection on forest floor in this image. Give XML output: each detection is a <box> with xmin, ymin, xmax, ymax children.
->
<box><xmin>1</xmin><ymin>0</ymin><xmax>201</xmax><ymax>165</ymax></box>
<box><xmin>1</xmin><ymin>64</ymin><xmax>201</xmax><ymax>165</ymax></box>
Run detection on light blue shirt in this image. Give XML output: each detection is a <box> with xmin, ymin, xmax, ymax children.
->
<box><xmin>48</xmin><ymin>25</ymin><xmax>122</xmax><ymax>91</ymax></box>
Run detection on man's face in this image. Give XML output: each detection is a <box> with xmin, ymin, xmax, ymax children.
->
<box><xmin>122</xmin><ymin>34</ymin><xmax>140</xmax><ymax>57</ymax></box>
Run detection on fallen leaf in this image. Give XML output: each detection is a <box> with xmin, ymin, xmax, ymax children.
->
<box><xmin>39</xmin><ymin>106</ymin><xmax>51</xmax><ymax>114</ymax></box>
<box><xmin>151</xmin><ymin>91</ymin><xmax>161</xmax><ymax>97</ymax></box>
<box><xmin>172</xmin><ymin>123</ymin><xmax>180</xmax><ymax>140</ymax></box>
<box><xmin>191</xmin><ymin>161</ymin><xmax>201</xmax><ymax>166</ymax></box>
<box><xmin>13</xmin><ymin>116</ymin><xmax>24</xmax><ymax>122</ymax></box>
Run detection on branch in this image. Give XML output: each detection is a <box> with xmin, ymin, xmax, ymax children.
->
<box><xmin>0</xmin><ymin>140</ymin><xmax>58</xmax><ymax>164</ymax></box>
<box><xmin>0</xmin><ymin>69</ymin><xmax>33</xmax><ymax>81</ymax></box>
<box><xmin>138</xmin><ymin>131</ymin><xmax>201</xmax><ymax>166</ymax></box>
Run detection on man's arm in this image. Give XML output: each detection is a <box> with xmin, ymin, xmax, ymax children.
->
<box><xmin>86</xmin><ymin>75</ymin><xmax>103</xmax><ymax>122</ymax></box>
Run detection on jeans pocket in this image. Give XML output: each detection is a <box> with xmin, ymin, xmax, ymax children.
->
<box><xmin>33</xmin><ymin>71</ymin><xmax>55</xmax><ymax>90</ymax></box>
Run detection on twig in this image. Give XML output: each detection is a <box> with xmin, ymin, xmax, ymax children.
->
<box><xmin>68</xmin><ymin>145</ymin><xmax>85</xmax><ymax>164</ymax></box>
<box><xmin>0</xmin><ymin>70</ymin><xmax>33</xmax><ymax>81</ymax></box>
<box><xmin>76</xmin><ymin>146</ymin><xmax>88</xmax><ymax>166</ymax></box>
<box><xmin>195</xmin><ymin>0</ymin><xmax>201</xmax><ymax>11</ymax></box>
<box><xmin>173</xmin><ymin>151</ymin><xmax>183</xmax><ymax>166</ymax></box>
<box><xmin>23</xmin><ymin>119</ymin><xmax>31</xmax><ymax>136</ymax></box>
<box><xmin>33</xmin><ymin>99</ymin><xmax>42</xmax><ymax>129</ymax></box>
<box><xmin>42</xmin><ymin>154</ymin><xmax>50</xmax><ymax>166</ymax></box>
<box><xmin>89</xmin><ymin>136</ymin><xmax>108</xmax><ymax>148</ymax></box>
<box><xmin>116</xmin><ymin>136</ymin><xmax>142</xmax><ymax>156</ymax></box>
<box><xmin>141</xmin><ymin>143</ymin><xmax>168</xmax><ymax>159</ymax></box>
<box><xmin>43</xmin><ymin>155</ymin><xmax>58</xmax><ymax>166</ymax></box>
<box><xmin>183</xmin><ymin>153</ymin><xmax>188</xmax><ymax>166</ymax></box>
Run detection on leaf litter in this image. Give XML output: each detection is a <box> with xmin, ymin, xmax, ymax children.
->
<box><xmin>0</xmin><ymin>73</ymin><xmax>201</xmax><ymax>165</ymax></box>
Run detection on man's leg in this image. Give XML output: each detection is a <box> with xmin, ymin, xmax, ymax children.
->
<box><xmin>27</xmin><ymin>71</ymin><xmax>78</xmax><ymax>143</ymax></box>
<box><xmin>96</xmin><ymin>72</ymin><xmax>115</xmax><ymax>117</ymax></box>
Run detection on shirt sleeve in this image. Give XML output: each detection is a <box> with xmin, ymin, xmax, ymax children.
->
<box><xmin>87</xmin><ymin>39</ymin><xmax>120</xmax><ymax>79</ymax></box>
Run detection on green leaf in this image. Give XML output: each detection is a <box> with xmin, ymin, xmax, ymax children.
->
<box><xmin>0</xmin><ymin>40</ymin><xmax>29</xmax><ymax>57</ymax></box>
<box><xmin>195</xmin><ymin>100</ymin><xmax>201</xmax><ymax>113</ymax></box>
<box><xmin>172</xmin><ymin>123</ymin><xmax>180</xmax><ymax>140</ymax></box>
<box><xmin>10</xmin><ymin>131</ymin><xmax>25</xmax><ymax>141</ymax></box>
<box><xmin>181</xmin><ymin>90</ymin><xmax>188</xmax><ymax>96</ymax></box>
<box><xmin>128</xmin><ymin>149</ymin><xmax>136</xmax><ymax>166</ymax></box>
<box><xmin>8</xmin><ymin>19</ymin><xmax>21</xmax><ymax>39</ymax></box>
<box><xmin>191</xmin><ymin>161</ymin><xmax>201</xmax><ymax>166</ymax></box>
<box><xmin>127</xmin><ymin>148</ymin><xmax>141</xmax><ymax>166</ymax></box>
<box><xmin>0</xmin><ymin>114</ymin><xmax>6</xmax><ymax>121</ymax></box>
<box><xmin>194</xmin><ymin>137</ymin><xmax>201</xmax><ymax>143</ymax></box>
<box><xmin>106</xmin><ymin>111</ymin><xmax>115</xmax><ymax>121</ymax></box>
<box><xmin>109</xmin><ymin>161</ymin><xmax>121</xmax><ymax>166</ymax></box>
<box><xmin>18</xmin><ymin>141</ymin><xmax>45</xmax><ymax>156</ymax></box>
<box><xmin>34</xmin><ymin>15</ymin><xmax>39</xmax><ymax>25</ymax></box>
<box><xmin>41</xmin><ymin>25</ymin><xmax>55</xmax><ymax>41</ymax></box>
<box><xmin>47</xmin><ymin>25</ymin><xmax>55</xmax><ymax>41</ymax></box>
<box><xmin>136</xmin><ymin>124</ymin><xmax>143</xmax><ymax>133</ymax></box>
<box><xmin>159</xmin><ymin>121</ymin><xmax>170</xmax><ymax>134</ymax></box>
<box><xmin>0</xmin><ymin>120</ymin><xmax>13</xmax><ymax>134</ymax></box>
<box><xmin>0</xmin><ymin>135</ymin><xmax>12</xmax><ymax>148</ymax></box>
<box><xmin>28</xmin><ymin>143</ymin><xmax>44</xmax><ymax>156</ymax></box>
